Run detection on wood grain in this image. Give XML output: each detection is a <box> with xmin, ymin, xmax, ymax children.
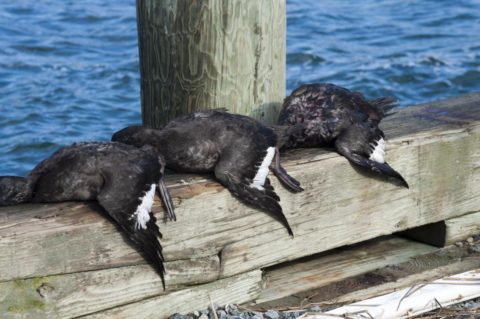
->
<box><xmin>219</xmin><ymin>123</ymin><xmax>480</xmax><ymax>277</ymax></box>
<box><xmin>255</xmin><ymin>239</ymin><xmax>480</xmax><ymax>311</ymax></box>
<box><xmin>445</xmin><ymin>211</ymin><xmax>480</xmax><ymax>244</ymax></box>
<box><xmin>256</xmin><ymin>237</ymin><xmax>436</xmax><ymax>304</ymax></box>
<box><xmin>1</xmin><ymin>94</ymin><xmax>479</xmax><ymax>283</ymax></box>
<box><xmin>329</xmin><ymin>260</ymin><xmax>480</xmax><ymax>308</ymax></box>
<box><xmin>0</xmin><ymin>257</ymin><xmax>219</xmax><ymax>319</ymax></box>
<box><xmin>0</xmin><ymin>95</ymin><xmax>480</xmax><ymax>317</ymax></box>
<box><xmin>137</xmin><ymin>0</ymin><xmax>286</xmax><ymax>126</ymax></box>
<box><xmin>83</xmin><ymin>270</ymin><xmax>263</xmax><ymax>319</ymax></box>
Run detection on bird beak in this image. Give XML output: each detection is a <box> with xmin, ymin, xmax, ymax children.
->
<box><xmin>158</xmin><ymin>178</ymin><xmax>176</xmax><ymax>221</ymax></box>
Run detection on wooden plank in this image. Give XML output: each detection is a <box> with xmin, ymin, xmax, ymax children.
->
<box><xmin>314</xmin><ymin>269</ymin><xmax>480</xmax><ymax>319</ymax></box>
<box><xmin>381</xmin><ymin>93</ymin><xmax>480</xmax><ymax>138</ymax></box>
<box><xmin>0</xmin><ymin>94</ymin><xmax>479</xmax><ymax>283</ymax></box>
<box><xmin>254</xmin><ymin>239</ymin><xmax>480</xmax><ymax>311</ymax></box>
<box><xmin>82</xmin><ymin>270</ymin><xmax>263</xmax><ymax>319</ymax></box>
<box><xmin>328</xmin><ymin>259</ymin><xmax>480</xmax><ymax>310</ymax></box>
<box><xmin>138</xmin><ymin>0</ymin><xmax>286</xmax><ymax>126</ymax></box>
<box><xmin>400</xmin><ymin>210</ymin><xmax>480</xmax><ymax>247</ymax></box>
<box><xmin>256</xmin><ymin>237</ymin><xmax>437</xmax><ymax>304</ymax></box>
<box><xmin>445</xmin><ymin>211</ymin><xmax>480</xmax><ymax>244</ymax></box>
<box><xmin>0</xmin><ymin>257</ymin><xmax>219</xmax><ymax>319</ymax></box>
<box><xmin>219</xmin><ymin>123</ymin><xmax>480</xmax><ymax>277</ymax></box>
<box><xmin>0</xmin><ymin>201</ymin><xmax>142</xmax><ymax>282</ymax></box>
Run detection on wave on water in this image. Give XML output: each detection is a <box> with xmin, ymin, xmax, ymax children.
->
<box><xmin>0</xmin><ymin>0</ymin><xmax>479</xmax><ymax>175</ymax></box>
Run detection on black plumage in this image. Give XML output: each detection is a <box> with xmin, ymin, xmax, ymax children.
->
<box><xmin>112</xmin><ymin>109</ymin><xmax>303</xmax><ymax>236</ymax></box>
<box><xmin>0</xmin><ymin>142</ymin><xmax>175</xmax><ymax>287</ymax></box>
<box><xmin>278</xmin><ymin>83</ymin><xmax>408</xmax><ymax>187</ymax></box>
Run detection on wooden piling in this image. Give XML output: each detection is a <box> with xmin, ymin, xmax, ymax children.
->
<box><xmin>136</xmin><ymin>0</ymin><xmax>286</xmax><ymax>127</ymax></box>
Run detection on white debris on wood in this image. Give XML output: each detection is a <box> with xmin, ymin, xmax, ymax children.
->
<box><xmin>304</xmin><ymin>268</ymin><xmax>480</xmax><ymax>319</ymax></box>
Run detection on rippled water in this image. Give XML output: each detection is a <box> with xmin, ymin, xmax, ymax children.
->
<box><xmin>287</xmin><ymin>0</ymin><xmax>480</xmax><ymax>100</ymax></box>
<box><xmin>0</xmin><ymin>0</ymin><xmax>479</xmax><ymax>175</ymax></box>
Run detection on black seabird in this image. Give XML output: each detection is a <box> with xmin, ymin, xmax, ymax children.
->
<box><xmin>278</xmin><ymin>83</ymin><xmax>408</xmax><ymax>188</ymax></box>
<box><xmin>0</xmin><ymin>142</ymin><xmax>175</xmax><ymax>287</ymax></box>
<box><xmin>112</xmin><ymin>109</ymin><xmax>303</xmax><ymax>236</ymax></box>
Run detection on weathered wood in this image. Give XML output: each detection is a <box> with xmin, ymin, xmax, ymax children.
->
<box><xmin>445</xmin><ymin>211</ymin><xmax>480</xmax><ymax>244</ymax></box>
<box><xmin>399</xmin><ymin>211</ymin><xmax>480</xmax><ymax>248</ymax></box>
<box><xmin>328</xmin><ymin>258</ymin><xmax>480</xmax><ymax>309</ymax></box>
<box><xmin>378</xmin><ymin>93</ymin><xmax>480</xmax><ymax>138</ymax></box>
<box><xmin>219</xmin><ymin>123</ymin><xmax>480</xmax><ymax>277</ymax></box>
<box><xmin>137</xmin><ymin>0</ymin><xmax>286</xmax><ymax>127</ymax></box>
<box><xmin>256</xmin><ymin>237</ymin><xmax>436</xmax><ymax>304</ymax></box>
<box><xmin>0</xmin><ymin>94</ymin><xmax>479</xmax><ymax>284</ymax></box>
<box><xmin>320</xmin><ymin>269</ymin><xmax>480</xmax><ymax>319</ymax></box>
<box><xmin>0</xmin><ymin>237</ymin><xmax>436</xmax><ymax>318</ymax></box>
<box><xmin>254</xmin><ymin>239</ymin><xmax>480</xmax><ymax>311</ymax></box>
<box><xmin>83</xmin><ymin>270</ymin><xmax>263</xmax><ymax>319</ymax></box>
<box><xmin>0</xmin><ymin>257</ymin><xmax>219</xmax><ymax>319</ymax></box>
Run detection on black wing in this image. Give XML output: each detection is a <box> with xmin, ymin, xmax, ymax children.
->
<box><xmin>97</xmin><ymin>172</ymin><xmax>166</xmax><ymax>288</ymax></box>
<box><xmin>334</xmin><ymin>124</ymin><xmax>408</xmax><ymax>188</ymax></box>
<box><xmin>214</xmin><ymin>147</ymin><xmax>294</xmax><ymax>236</ymax></box>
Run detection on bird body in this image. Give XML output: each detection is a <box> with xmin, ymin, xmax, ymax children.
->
<box><xmin>0</xmin><ymin>142</ymin><xmax>174</xmax><ymax>287</ymax></box>
<box><xmin>113</xmin><ymin>109</ymin><xmax>303</xmax><ymax>236</ymax></box>
<box><xmin>278</xmin><ymin>83</ymin><xmax>408</xmax><ymax>187</ymax></box>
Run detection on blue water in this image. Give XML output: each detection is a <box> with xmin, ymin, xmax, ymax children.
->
<box><xmin>287</xmin><ymin>0</ymin><xmax>480</xmax><ymax>102</ymax></box>
<box><xmin>0</xmin><ymin>0</ymin><xmax>479</xmax><ymax>176</ymax></box>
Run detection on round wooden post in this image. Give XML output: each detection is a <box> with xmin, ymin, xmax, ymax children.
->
<box><xmin>136</xmin><ymin>0</ymin><xmax>286</xmax><ymax>128</ymax></box>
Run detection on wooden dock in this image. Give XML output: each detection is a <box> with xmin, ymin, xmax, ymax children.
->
<box><xmin>1</xmin><ymin>93</ymin><xmax>480</xmax><ymax>318</ymax></box>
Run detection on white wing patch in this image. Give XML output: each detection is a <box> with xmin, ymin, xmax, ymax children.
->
<box><xmin>250</xmin><ymin>147</ymin><xmax>276</xmax><ymax>191</ymax></box>
<box><xmin>131</xmin><ymin>183</ymin><xmax>156</xmax><ymax>230</ymax></box>
<box><xmin>370</xmin><ymin>138</ymin><xmax>385</xmax><ymax>164</ymax></box>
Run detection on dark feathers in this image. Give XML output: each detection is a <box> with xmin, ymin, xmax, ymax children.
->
<box><xmin>279</xmin><ymin>83</ymin><xmax>407</xmax><ymax>187</ymax></box>
<box><xmin>113</xmin><ymin>110</ymin><xmax>300</xmax><ymax>236</ymax></box>
<box><xmin>0</xmin><ymin>142</ymin><xmax>174</xmax><ymax>287</ymax></box>
<box><xmin>0</xmin><ymin>176</ymin><xmax>31</xmax><ymax>205</ymax></box>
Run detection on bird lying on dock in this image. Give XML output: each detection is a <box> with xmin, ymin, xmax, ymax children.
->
<box><xmin>0</xmin><ymin>142</ymin><xmax>174</xmax><ymax>287</ymax></box>
<box><xmin>112</xmin><ymin>109</ymin><xmax>303</xmax><ymax>236</ymax></box>
<box><xmin>277</xmin><ymin>83</ymin><xmax>408</xmax><ymax>188</ymax></box>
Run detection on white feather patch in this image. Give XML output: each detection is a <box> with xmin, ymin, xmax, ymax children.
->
<box><xmin>250</xmin><ymin>147</ymin><xmax>276</xmax><ymax>191</ymax></box>
<box><xmin>370</xmin><ymin>138</ymin><xmax>386</xmax><ymax>163</ymax></box>
<box><xmin>131</xmin><ymin>183</ymin><xmax>156</xmax><ymax>230</ymax></box>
